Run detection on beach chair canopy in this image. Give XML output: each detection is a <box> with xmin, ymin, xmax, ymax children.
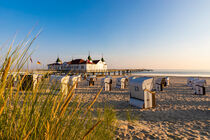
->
<box><xmin>187</xmin><ymin>77</ymin><xmax>199</xmax><ymax>84</ymax></box>
<box><xmin>195</xmin><ymin>80</ymin><xmax>206</xmax><ymax>87</ymax></box>
<box><xmin>50</xmin><ymin>75</ymin><xmax>70</xmax><ymax>85</ymax></box>
<box><xmin>129</xmin><ymin>77</ymin><xmax>153</xmax><ymax>100</ymax></box>
<box><xmin>155</xmin><ymin>77</ymin><xmax>165</xmax><ymax>85</ymax></box>
<box><xmin>192</xmin><ymin>78</ymin><xmax>200</xmax><ymax>84</ymax></box>
<box><xmin>105</xmin><ymin>75</ymin><xmax>112</xmax><ymax>79</ymax></box>
<box><xmin>165</xmin><ymin>77</ymin><xmax>169</xmax><ymax>81</ymax></box>
<box><xmin>7</xmin><ymin>73</ymin><xmax>17</xmax><ymax>81</ymax></box>
<box><xmin>130</xmin><ymin>77</ymin><xmax>153</xmax><ymax>90</ymax></box>
<box><xmin>87</xmin><ymin>75</ymin><xmax>97</xmax><ymax>81</ymax></box>
<box><xmin>19</xmin><ymin>74</ymin><xmax>38</xmax><ymax>82</ymax></box>
<box><xmin>69</xmin><ymin>75</ymin><xmax>79</xmax><ymax>84</ymax></box>
<box><xmin>117</xmin><ymin>77</ymin><xmax>127</xmax><ymax>83</ymax></box>
<box><xmin>128</xmin><ymin>76</ymin><xmax>136</xmax><ymax>82</ymax></box>
<box><xmin>104</xmin><ymin>77</ymin><xmax>112</xmax><ymax>83</ymax></box>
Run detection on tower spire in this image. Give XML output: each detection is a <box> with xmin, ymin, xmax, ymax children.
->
<box><xmin>101</xmin><ymin>53</ymin><xmax>105</xmax><ymax>62</ymax></box>
<box><xmin>56</xmin><ymin>56</ymin><xmax>62</xmax><ymax>64</ymax></box>
<box><xmin>87</xmin><ymin>51</ymin><xmax>92</xmax><ymax>63</ymax></box>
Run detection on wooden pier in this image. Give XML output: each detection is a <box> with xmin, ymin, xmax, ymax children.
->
<box><xmin>33</xmin><ymin>68</ymin><xmax>152</xmax><ymax>76</ymax></box>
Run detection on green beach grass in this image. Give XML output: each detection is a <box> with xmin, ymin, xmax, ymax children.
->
<box><xmin>0</xmin><ymin>33</ymin><xmax>117</xmax><ymax>139</ymax></box>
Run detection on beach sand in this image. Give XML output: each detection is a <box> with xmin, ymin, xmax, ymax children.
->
<box><xmin>74</xmin><ymin>76</ymin><xmax>210</xmax><ymax>139</ymax></box>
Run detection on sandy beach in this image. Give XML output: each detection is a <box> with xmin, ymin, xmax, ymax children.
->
<box><xmin>74</xmin><ymin>76</ymin><xmax>210</xmax><ymax>139</ymax></box>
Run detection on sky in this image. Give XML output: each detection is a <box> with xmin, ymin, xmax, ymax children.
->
<box><xmin>0</xmin><ymin>0</ymin><xmax>210</xmax><ymax>70</ymax></box>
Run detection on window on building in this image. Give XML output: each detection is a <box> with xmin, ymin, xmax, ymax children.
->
<box><xmin>81</xmin><ymin>66</ymin><xmax>84</xmax><ymax>69</ymax></box>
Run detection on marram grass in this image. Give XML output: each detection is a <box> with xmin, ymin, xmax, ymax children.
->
<box><xmin>0</xmin><ymin>33</ymin><xmax>117</xmax><ymax>139</ymax></box>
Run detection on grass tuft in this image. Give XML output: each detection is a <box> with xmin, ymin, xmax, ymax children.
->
<box><xmin>0</xmin><ymin>32</ymin><xmax>117</xmax><ymax>139</ymax></box>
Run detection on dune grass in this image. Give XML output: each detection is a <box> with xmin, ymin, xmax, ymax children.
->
<box><xmin>0</xmin><ymin>33</ymin><xmax>117</xmax><ymax>139</ymax></box>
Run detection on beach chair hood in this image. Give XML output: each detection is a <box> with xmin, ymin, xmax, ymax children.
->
<box><xmin>129</xmin><ymin>77</ymin><xmax>153</xmax><ymax>100</ymax></box>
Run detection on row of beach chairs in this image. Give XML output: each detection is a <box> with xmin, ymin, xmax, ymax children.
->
<box><xmin>6</xmin><ymin>74</ymin><xmax>158</xmax><ymax>109</ymax></box>
<box><xmin>5</xmin><ymin>73</ymin><xmax>207</xmax><ymax>109</ymax></box>
<box><xmin>86</xmin><ymin>75</ymin><xmax>128</xmax><ymax>91</ymax></box>
<box><xmin>49</xmin><ymin>75</ymin><xmax>81</xmax><ymax>95</ymax></box>
<box><xmin>5</xmin><ymin>73</ymin><xmax>81</xmax><ymax>95</ymax></box>
<box><xmin>128</xmin><ymin>76</ymin><xmax>207</xmax><ymax>109</ymax></box>
<box><xmin>6</xmin><ymin>73</ymin><xmax>43</xmax><ymax>90</ymax></box>
<box><xmin>85</xmin><ymin>76</ymin><xmax>156</xmax><ymax>109</ymax></box>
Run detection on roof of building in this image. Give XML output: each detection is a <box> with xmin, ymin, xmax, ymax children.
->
<box><xmin>66</xmin><ymin>59</ymin><xmax>101</xmax><ymax>64</ymax></box>
<box><xmin>92</xmin><ymin>60</ymin><xmax>100</xmax><ymax>64</ymax></box>
<box><xmin>48</xmin><ymin>55</ymin><xmax>106</xmax><ymax>66</ymax></box>
<box><xmin>67</xmin><ymin>59</ymin><xmax>86</xmax><ymax>64</ymax></box>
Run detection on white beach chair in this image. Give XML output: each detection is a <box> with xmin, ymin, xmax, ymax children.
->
<box><xmin>87</xmin><ymin>75</ymin><xmax>97</xmax><ymax>86</ymax></box>
<box><xmin>101</xmin><ymin>76</ymin><xmax>112</xmax><ymax>91</ymax></box>
<box><xmin>129</xmin><ymin>77</ymin><xmax>155</xmax><ymax>108</ymax></box>
<box><xmin>116</xmin><ymin>77</ymin><xmax>128</xmax><ymax>89</ymax></box>
<box><xmin>69</xmin><ymin>75</ymin><xmax>79</xmax><ymax>89</ymax></box>
<box><xmin>155</xmin><ymin>78</ymin><xmax>163</xmax><ymax>91</ymax></box>
<box><xmin>17</xmin><ymin>74</ymin><xmax>39</xmax><ymax>91</ymax></box>
<box><xmin>77</xmin><ymin>75</ymin><xmax>82</xmax><ymax>82</ymax></box>
<box><xmin>50</xmin><ymin>75</ymin><xmax>70</xmax><ymax>95</ymax></box>
<box><xmin>194</xmin><ymin>80</ymin><xmax>206</xmax><ymax>95</ymax></box>
<box><xmin>191</xmin><ymin>79</ymin><xmax>200</xmax><ymax>90</ymax></box>
<box><xmin>187</xmin><ymin>77</ymin><xmax>199</xmax><ymax>87</ymax></box>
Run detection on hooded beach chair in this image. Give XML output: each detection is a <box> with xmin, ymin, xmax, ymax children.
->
<box><xmin>194</xmin><ymin>80</ymin><xmax>206</xmax><ymax>95</ymax></box>
<box><xmin>50</xmin><ymin>75</ymin><xmax>71</xmax><ymax>95</ymax></box>
<box><xmin>101</xmin><ymin>76</ymin><xmax>112</xmax><ymax>91</ymax></box>
<box><xmin>129</xmin><ymin>77</ymin><xmax>155</xmax><ymax>108</ymax></box>
<box><xmin>155</xmin><ymin>77</ymin><xmax>166</xmax><ymax>91</ymax></box>
<box><xmin>87</xmin><ymin>75</ymin><xmax>97</xmax><ymax>86</ymax></box>
<box><xmin>116</xmin><ymin>77</ymin><xmax>128</xmax><ymax>89</ymax></box>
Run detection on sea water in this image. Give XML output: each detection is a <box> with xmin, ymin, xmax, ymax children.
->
<box><xmin>134</xmin><ymin>69</ymin><xmax>210</xmax><ymax>77</ymax></box>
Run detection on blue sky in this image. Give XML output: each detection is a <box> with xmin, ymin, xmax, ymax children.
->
<box><xmin>0</xmin><ymin>0</ymin><xmax>210</xmax><ymax>69</ymax></box>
